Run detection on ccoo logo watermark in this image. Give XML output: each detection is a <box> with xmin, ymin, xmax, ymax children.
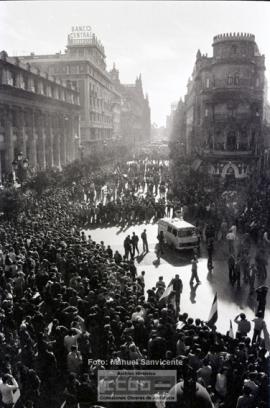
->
<box><xmin>98</xmin><ymin>369</ymin><xmax>176</xmax><ymax>402</ymax></box>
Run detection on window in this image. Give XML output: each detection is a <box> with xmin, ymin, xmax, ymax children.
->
<box><xmin>234</xmin><ymin>75</ymin><xmax>239</xmax><ymax>85</ymax></box>
<box><xmin>256</xmin><ymin>77</ymin><xmax>260</xmax><ymax>87</ymax></box>
<box><xmin>231</xmin><ymin>45</ymin><xmax>237</xmax><ymax>55</ymax></box>
<box><xmin>178</xmin><ymin>228</ymin><xmax>195</xmax><ymax>238</ymax></box>
<box><xmin>227</xmin><ymin>76</ymin><xmax>233</xmax><ymax>85</ymax></box>
<box><xmin>172</xmin><ymin>229</ymin><xmax>177</xmax><ymax>237</ymax></box>
<box><xmin>167</xmin><ymin>226</ymin><xmax>172</xmax><ymax>233</ymax></box>
<box><xmin>205</xmin><ymin>108</ymin><xmax>209</xmax><ymax>117</ymax></box>
<box><xmin>206</xmin><ymin>78</ymin><xmax>210</xmax><ymax>88</ymax></box>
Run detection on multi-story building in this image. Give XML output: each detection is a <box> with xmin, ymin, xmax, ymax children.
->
<box><xmin>0</xmin><ymin>50</ymin><xmax>80</xmax><ymax>180</ymax></box>
<box><xmin>19</xmin><ymin>26</ymin><xmax>121</xmax><ymax>155</ymax></box>
<box><xmin>166</xmin><ymin>102</ymin><xmax>178</xmax><ymax>140</ymax></box>
<box><xmin>174</xmin><ymin>32</ymin><xmax>267</xmax><ymax>181</ymax></box>
<box><xmin>109</xmin><ymin>65</ymin><xmax>151</xmax><ymax>147</ymax></box>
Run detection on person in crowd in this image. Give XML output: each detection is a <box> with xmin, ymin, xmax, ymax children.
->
<box><xmin>141</xmin><ymin>229</ymin><xmax>149</xmax><ymax>253</ymax></box>
<box><xmin>236</xmin><ymin>386</ymin><xmax>255</xmax><ymax>408</ymax></box>
<box><xmin>123</xmin><ymin>235</ymin><xmax>132</xmax><ymax>260</ymax></box>
<box><xmin>165</xmin><ymin>364</ymin><xmax>214</xmax><ymax>407</ymax></box>
<box><xmin>215</xmin><ymin>367</ymin><xmax>228</xmax><ymax>401</ymax></box>
<box><xmin>207</xmin><ymin>238</ymin><xmax>214</xmax><ymax>266</ymax></box>
<box><xmin>233</xmin><ymin>258</ymin><xmax>241</xmax><ymax>288</ymax></box>
<box><xmin>131</xmin><ymin>232</ymin><xmax>139</xmax><ymax>257</ymax></box>
<box><xmin>0</xmin><ymin>374</ymin><xmax>19</xmax><ymax>408</ymax></box>
<box><xmin>64</xmin><ymin>327</ymin><xmax>82</xmax><ymax>352</ymax></box>
<box><xmin>227</xmin><ymin>253</ymin><xmax>235</xmax><ymax>284</ymax></box>
<box><xmin>255</xmin><ymin>285</ymin><xmax>268</xmax><ymax>317</ymax></box>
<box><xmin>234</xmin><ymin>313</ymin><xmax>251</xmax><ymax>338</ymax></box>
<box><xmin>155</xmin><ymin>276</ymin><xmax>165</xmax><ymax>299</ymax></box>
<box><xmin>226</xmin><ymin>228</ymin><xmax>236</xmax><ymax>255</ymax></box>
<box><xmin>252</xmin><ymin>311</ymin><xmax>266</xmax><ymax>344</ymax></box>
<box><xmin>157</xmin><ymin>230</ymin><xmax>165</xmax><ymax>254</ymax></box>
<box><xmin>170</xmin><ymin>274</ymin><xmax>183</xmax><ymax>312</ymax></box>
<box><xmin>248</xmin><ymin>264</ymin><xmax>257</xmax><ymax>295</ymax></box>
<box><xmin>190</xmin><ymin>256</ymin><xmax>201</xmax><ymax>285</ymax></box>
<box><xmin>67</xmin><ymin>345</ymin><xmax>82</xmax><ymax>374</ymax></box>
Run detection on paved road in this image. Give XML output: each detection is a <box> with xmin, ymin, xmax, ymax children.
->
<box><xmin>84</xmin><ymin>222</ymin><xmax>270</xmax><ymax>336</ymax></box>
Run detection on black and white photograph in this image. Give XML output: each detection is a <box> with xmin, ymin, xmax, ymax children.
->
<box><xmin>0</xmin><ymin>1</ymin><xmax>270</xmax><ymax>407</ymax></box>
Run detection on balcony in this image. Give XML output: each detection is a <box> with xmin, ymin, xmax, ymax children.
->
<box><xmin>213</xmin><ymin>112</ymin><xmax>251</xmax><ymax>122</ymax></box>
<box><xmin>203</xmin><ymin>144</ymin><xmax>256</xmax><ymax>157</ymax></box>
<box><xmin>202</xmin><ymin>78</ymin><xmax>252</xmax><ymax>92</ymax></box>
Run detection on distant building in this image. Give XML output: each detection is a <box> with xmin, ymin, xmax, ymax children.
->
<box><xmin>173</xmin><ymin>32</ymin><xmax>268</xmax><ymax>182</ymax></box>
<box><xmin>166</xmin><ymin>102</ymin><xmax>178</xmax><ymax>139</ymax></box>
<box><xmin>18</xmin><ymin>26</ymin><xmax>121</xmax><ymax>155</ymax></box>
<box><xmin>109</xmin><ymin>65</ymin><xmax>151</xmax><ymax>147</ymax></box>
<box><xmin>0</xmin><ymin>50</ymin><xmax>80</xmax><ymax>180</ymax></box>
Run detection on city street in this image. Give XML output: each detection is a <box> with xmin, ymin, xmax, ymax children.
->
<box><xmin>1</xmin><ymin>3</ymin><xmax>270</xmax><ymax>407</ymax></box>
<box><xmin>85</xmin><ymin>222</ymin><xmax>270</xmax><ymax>336</ymax></box>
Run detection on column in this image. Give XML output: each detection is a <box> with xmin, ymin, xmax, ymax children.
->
<box><xmin>65</xmin><ymin>117</ymin><xmax>70</xmax><ymax>164</ymax></box>
<box><xmin>70</xmin><ymin>114</ymin><xmax>77</xmax><ymax>162</ymax></box>
<box><xmin>27</xmin><ymin>109</ymin><xmax>37</xmax><ymax>169</ymax></box>
<box><xmin>45</xmin><ymin>113</ymin><xmax>54</xmax><ymax>168</ymax></box>
<box><xmin>16</xmin><ymin>108</ymin><xmax>27</xmax><ymax>155</ymax></box>
<box><xmin>66</xmin><ymin>115</ymin><xmax>73</xmax><ymax>164</ymax></box>
<box><xmin>236</xmin><ymin>130</ymin><xmax>240</xmax><ymax>151</ymax></box>
<box><xmin>35</xmin><ymin>112</ymin><xmax>46</xmax><ymax>170</ymax></box>
<box><xmin>75</xmin><ymin>115</ymin><xmax>80</xmax><ymax>160</ymax></box>
<box><xmin>60</xmin><ymin>115</ymin><xmax>67</xmax><ymax>167</ymax></box>
<box><xmin>4</xmin><ymin>106</ymin><xmax>14</xmax><ymax>173</ymax></box>
<box><xmin>53</xmin><ymin>115</ymin><xmax>61</xmax><ymax>169</ymax></box>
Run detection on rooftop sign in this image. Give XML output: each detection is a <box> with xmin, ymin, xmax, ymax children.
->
<box><xmin>69</xmin><ymin>26</ymin><xmax>92</xmax><ymax>41</ymax></box>
<box><xmin>67</xmin><ymin>26</ymin><xmax>105</xmax><ymax>55</ymax></box>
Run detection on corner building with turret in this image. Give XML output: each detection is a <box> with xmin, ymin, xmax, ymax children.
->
<box><xmin>178</xmin><ymin>33</ymin><xmax>267</xmax><ymax>182</ymax></box>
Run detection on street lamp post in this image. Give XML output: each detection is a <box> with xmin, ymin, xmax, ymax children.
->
<box><xmin>12</xmin><ymin>152</ymin><xmax>29</xmax><ymax>187</ymax></box>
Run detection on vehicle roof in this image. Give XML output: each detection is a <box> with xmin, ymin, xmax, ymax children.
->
<box><xmin>158</xmin><ymin>217</ymin><xmax>196</xmax><ymax>229</ymax></box>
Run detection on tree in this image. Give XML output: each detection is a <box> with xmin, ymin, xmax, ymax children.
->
<box><xmin>25</xmin><ymin>169</ymin><xmax>60</xmax><ymax>195</ymax></box>
<box><xmin>0</xmin><ymin>188</ymin><xmax>26</xmax><ymax>219</ymax></box>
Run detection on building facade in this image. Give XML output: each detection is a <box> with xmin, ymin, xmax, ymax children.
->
<box><xmin>0</xmin><ymin>51</ymin><xmax>80</xmax><ymax>180</ymax></box>
<box><xmin>174</xmin><ymin>32</ymin><xmax>266</xmax><ymax>181</ymax></box>
<box><xmin>166</xmin><ymin>102</ymin><xmax>178</xmax><ymax>140</ymax></box>
<box><xmin>19</xmin><ymin>26</ymin><xmax>121</xmax><ymax>156</ymax></box>
<box><xmin>109</xmin><ymin>65</ymin><xmax>151</xmax><ymax>147</ymax></box>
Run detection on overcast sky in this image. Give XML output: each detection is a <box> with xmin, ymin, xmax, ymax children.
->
<box><xmin>1</xmin><ymin>1</ymin><xmax>270</xmax><ymax>126</ymax></box>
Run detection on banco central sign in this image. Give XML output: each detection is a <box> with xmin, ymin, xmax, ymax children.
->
<box><xmin>69</xmin><ymin>26</ymin><xmax>92</xmax><ymax>42</ymax></box>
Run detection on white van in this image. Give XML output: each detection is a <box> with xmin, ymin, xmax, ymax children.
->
<box><xmin>157</xmin><ymin>217</ymin><xmax>200</xmax><ymax>250</ymax></box>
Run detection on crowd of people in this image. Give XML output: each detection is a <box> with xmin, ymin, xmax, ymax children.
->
<box><xmin>70</xmin><ymin>160</ymin><xmax>170</xmax><ymax>227</ymax></box>
<box><xmin>0</xmin><ymin>158</ymin><xmax>269</xmax><ymax>408</ymax></box>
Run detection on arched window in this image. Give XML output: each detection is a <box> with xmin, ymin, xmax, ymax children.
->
<box><xmin>234</xmin><ymin>74</ymin><xmax>239</xmax><ymax>85</ymax></box>
<box><xmin>226</xmin><ymin>166</ymin><xmax>235</xmax><ymax>176</ymax></box>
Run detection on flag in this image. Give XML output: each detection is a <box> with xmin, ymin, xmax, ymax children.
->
<box><xmin>229</xmin><ymin>319</ymin><xmax>234</xmax><ymax>339</ymax></box>
<box><xmin>159</xmin><ymin>281</ymin><xmax>176</xmax><ymax>310</ymax></box>
<box><xmin>159</xmin><ymin>281</ymin><xmax>173</xmax><ymax>305</ymax></box>
<box><xmin>207</xmin><ymin>293</ymin><xmax>218</xmax><ymax>326</ymax></box>
<box><xmin>47</xmin><ymin>321</ymin><xmax>53</xmax><ymax>336</ymax></box>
